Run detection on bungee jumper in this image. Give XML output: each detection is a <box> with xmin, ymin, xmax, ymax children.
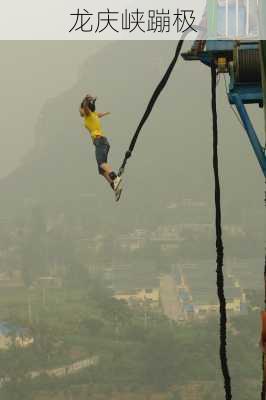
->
<box><xmin>79</xmin><ymin>95</ymin><xmax>123</xmax><ymax>201</ymax></box>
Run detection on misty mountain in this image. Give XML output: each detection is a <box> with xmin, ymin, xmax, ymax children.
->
<box><xmin>0</xmin><ymin>41</ymin><xmax>264</xmax><ymax>227</ymax></box>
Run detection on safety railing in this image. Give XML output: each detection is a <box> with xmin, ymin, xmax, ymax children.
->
<box><xmin>207</xmin><ymin>0</ymin><xmax>261</xmax><ymax>39</ymax></box>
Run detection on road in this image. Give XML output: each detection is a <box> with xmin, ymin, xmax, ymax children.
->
<box><xmin>160</xmin><ymin>275</ymin><xmax>181</xmax><ymax>321</ymax></box>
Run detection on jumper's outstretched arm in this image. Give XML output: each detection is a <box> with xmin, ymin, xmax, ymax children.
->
<box><xmin>97</xmin><ymin>112</ymin><xmax>111</xmax><ymax>118</ymax></box>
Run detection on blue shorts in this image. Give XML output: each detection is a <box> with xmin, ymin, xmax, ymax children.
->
<box><xmin>93</xmin><ymin>136</ymin><xmax>110</xmax><ymax>174</ymax></box>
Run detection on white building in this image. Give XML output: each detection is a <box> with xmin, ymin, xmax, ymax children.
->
<box><xmin>0</xmin><ymin>322</ymin><xmax>33</xmax><ymax>350</ymax></box>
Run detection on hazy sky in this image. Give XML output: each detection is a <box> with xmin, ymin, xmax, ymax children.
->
<box><xmin>0</xmin><ymin>40</ymin><xmax>264</xmax><ymax>191</ymax></box>
<box><xmin>0</xmin><ymin>41</ymin><xmax>107</xmax><ymax>178</ymax></box>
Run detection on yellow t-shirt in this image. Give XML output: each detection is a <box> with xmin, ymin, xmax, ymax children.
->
<box><xmin>84</xmin><ymin>112</ymin><xmax>104</xmax><ymax>140</ymax></box>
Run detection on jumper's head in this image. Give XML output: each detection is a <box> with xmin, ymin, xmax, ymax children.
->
<box><xmin>81</xmin><ymin>95</ymin><xmax>97</xmax><ymax>112</ymax></box>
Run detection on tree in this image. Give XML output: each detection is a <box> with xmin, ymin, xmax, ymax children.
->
<box><xmin>0</xmin><ymin>345</ymin><xmax>35</xmax><ymax>400</ymax></box>
<box><xmin>140</xmin><ymin>326</ymin><xmax>179</xmax><ymax>389</ymax></box>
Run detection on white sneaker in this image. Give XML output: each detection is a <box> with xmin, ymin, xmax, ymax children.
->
<box><xmin>113</xmin><ymin>177</ymin><xmax>123</xmax><ymax>202</ymax></box>
<box><xmin>113</xmin><ymin>176</ymin><xmax>122</xmax><ymax>192</ymax></box>
<box><xmin>115</xmin><ymin>185</ymin><xmax>123</xmax><ymax>201</ymax></box>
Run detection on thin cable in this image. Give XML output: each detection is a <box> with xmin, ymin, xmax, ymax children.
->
<box><xmin>211</xmin><ymin>62</ymin><xmax>232</xmax><ymax>400</ymax></box>
<box><xmin>222</xmin><ymin>74</ymin><xmax>244</xmax><ymax>129</ymax></box>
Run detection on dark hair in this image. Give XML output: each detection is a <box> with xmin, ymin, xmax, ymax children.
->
<box><xmin>88</xmin><ymin>99</ymin><xmax>96</xmax><ymax>112</ymax></box>
<box><xmin>81</xmin><ymin>96</ymin><xmax>96</xmax><ymax>112</ymax></box>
